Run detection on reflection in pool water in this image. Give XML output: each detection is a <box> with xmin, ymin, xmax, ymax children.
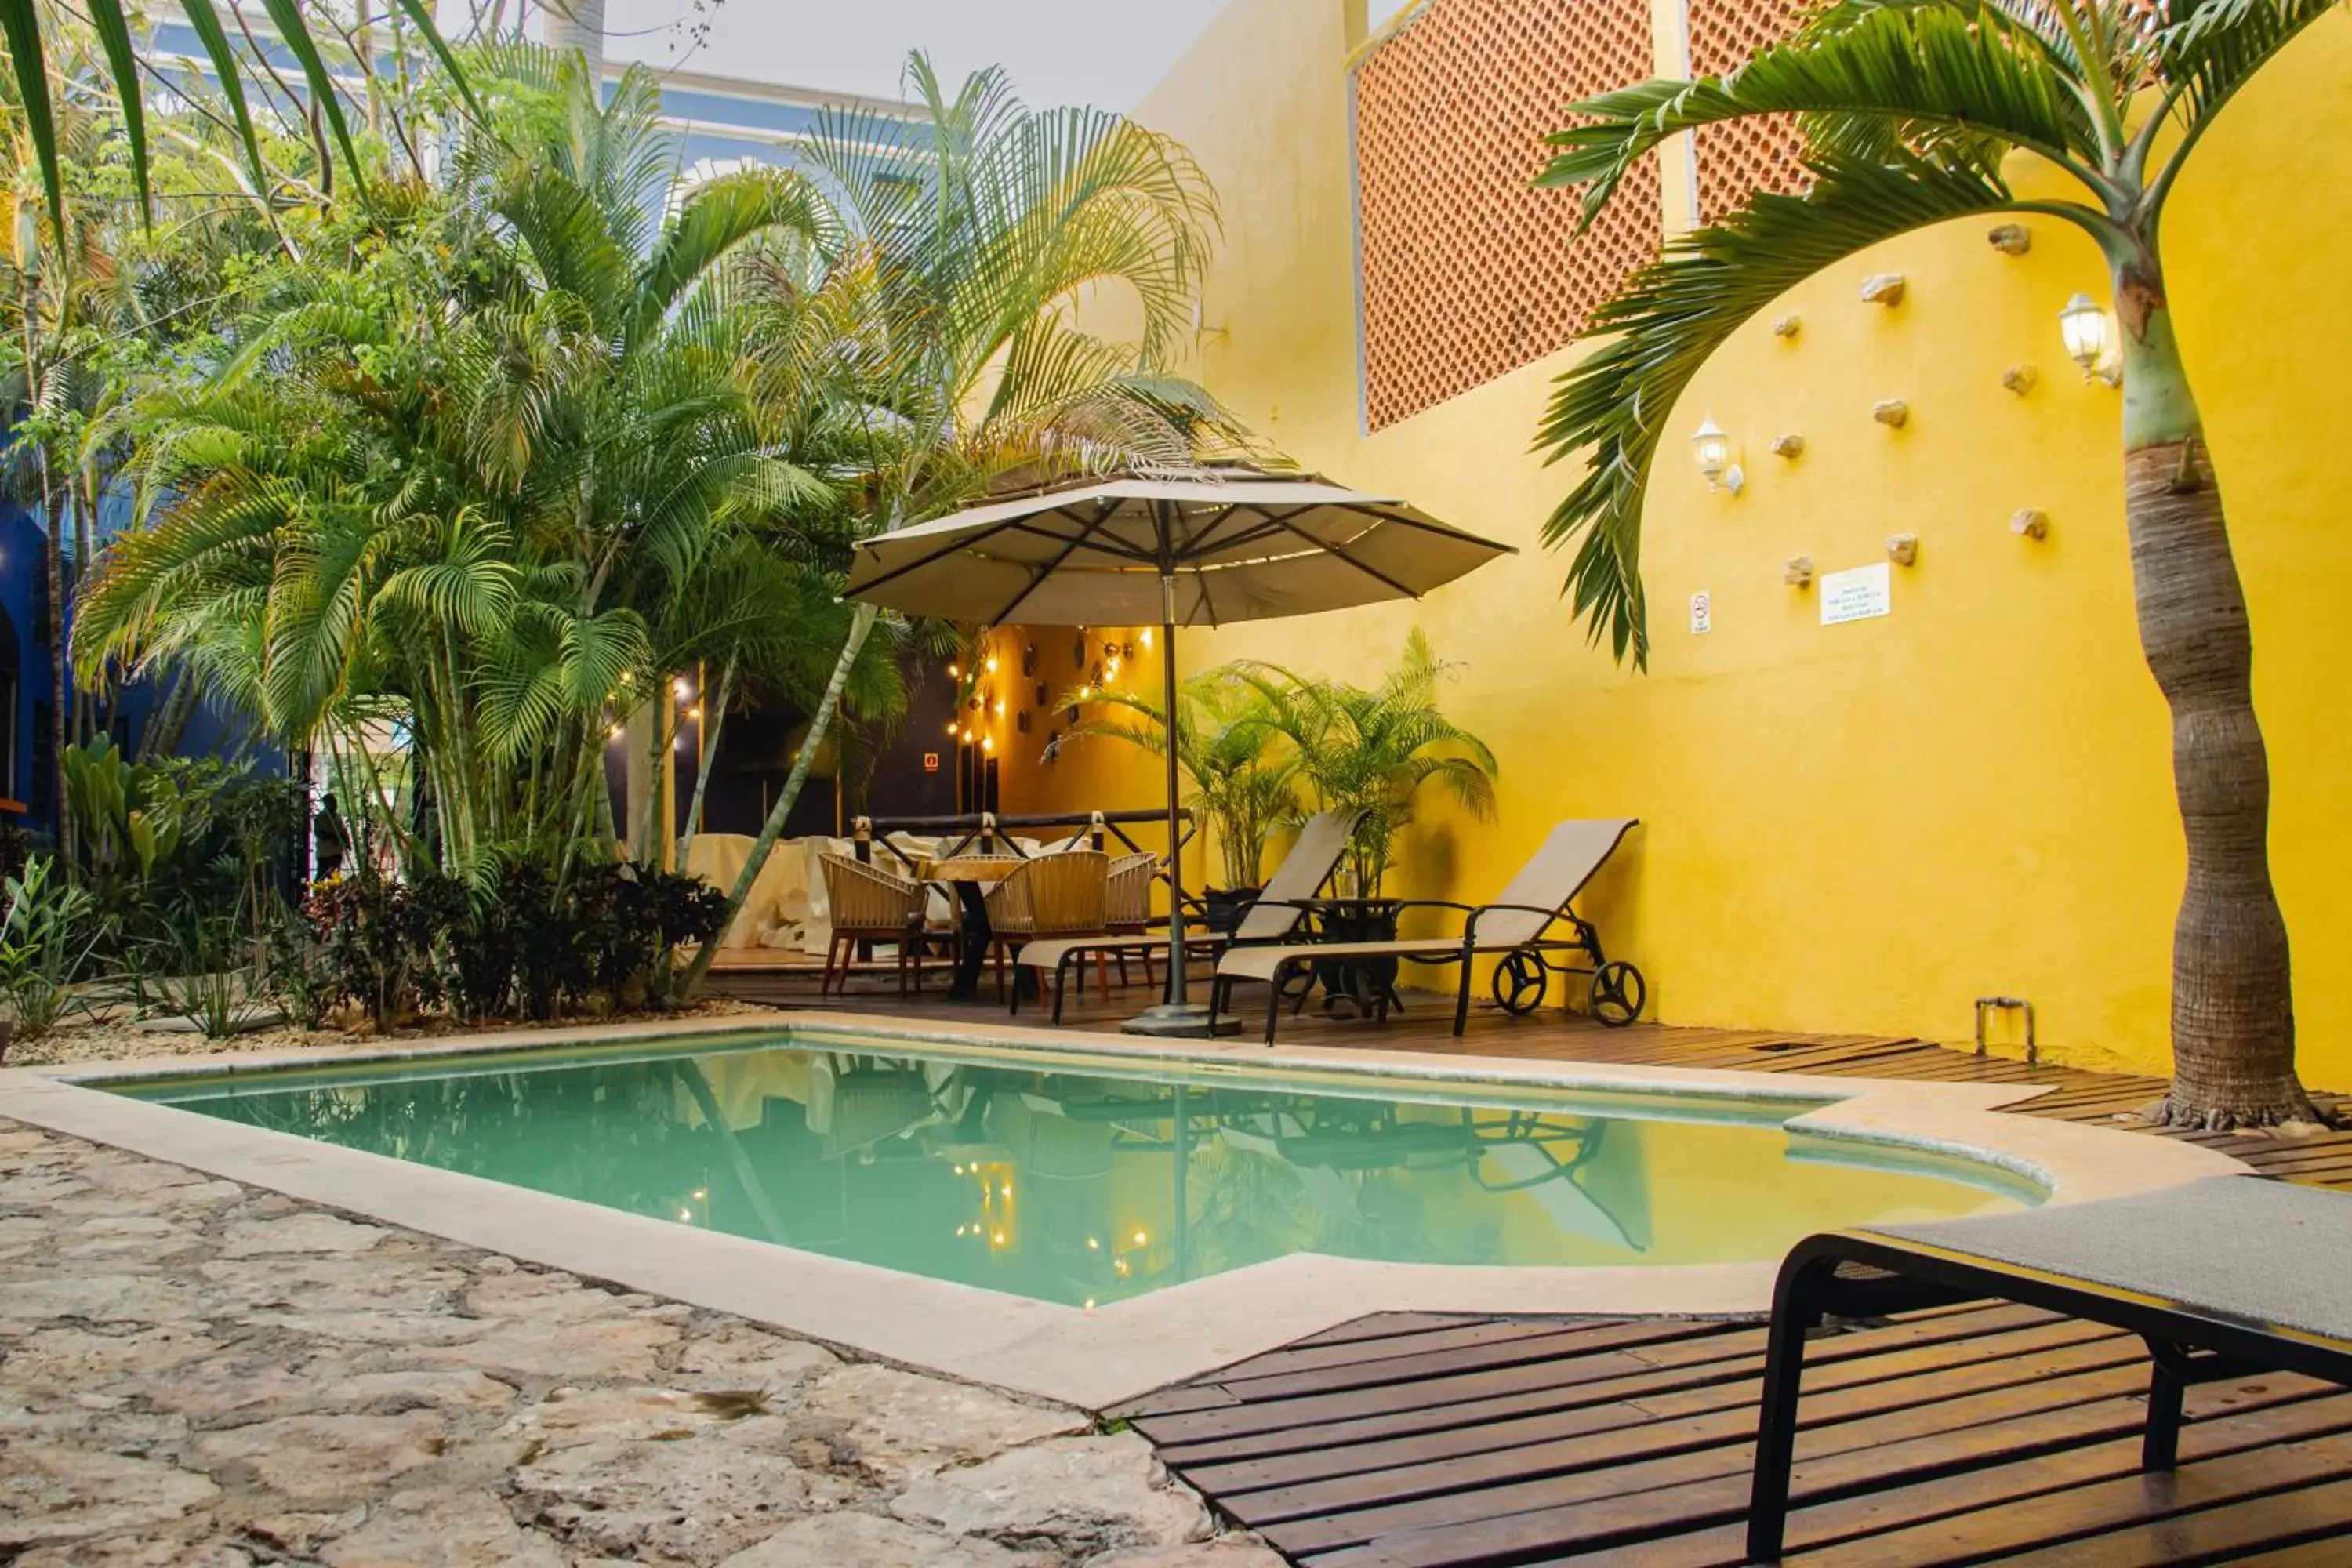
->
<box><xmin>124</xmin><ymin>1033</ymin><xmax>2031</xmax><ymax>1307</ymax></box>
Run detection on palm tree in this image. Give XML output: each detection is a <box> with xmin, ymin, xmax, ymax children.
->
<box><xmin>677</xmin><ymin>53</ymin><xmax>1239</xmax><ymax>995</ymax></box>
<box><xmin>1065</xmin><ymin>670</ymin><xmax>1299</xmax><ymax>891</ymax></box>
<box><xmin>1232</xmin><ymin>631</ymin><xmax>1497</xmax><ymax>897</ymax></box>
<box><xmin>0</xmin><ymin>75</ymin><xmax>103</xmax><ymax>849</ymax></box>
<box><xmin>78</xmin><ymin>49</ymin><xmax>843</xmax><ymax>877</ymax></box>
<box><xmin>1532</xmin><ymin>0</ymin><xmax>2335</xmax><ymax>1129</ymax></box>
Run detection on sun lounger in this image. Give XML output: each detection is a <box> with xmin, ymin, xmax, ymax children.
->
<box><xmin>1744</xmin><ymin>1176</ymin><xmax>2352</xmax><ymax>1561</ymax></box>
<box><xmin>1207</xmin><ymin>817</ymin><xmax>1644</xmax><ymax>1045</ymax></box>
<box><xmin>1014</xmin><ymin>809</ymin><xmax>1366</xmax><ymax>1022</ymax></box>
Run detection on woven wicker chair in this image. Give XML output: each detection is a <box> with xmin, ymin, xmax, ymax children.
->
<box><xmin>818</xmin><ymin>852</ymin><xmax>929</xmax><ymax>997</ymax></box>
<box><xmin>984</xmin><ymin>851</ymin><xmax>1109</xmax><ymax>1011</ymax></box>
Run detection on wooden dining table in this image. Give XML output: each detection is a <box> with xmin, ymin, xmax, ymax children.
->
<box><xmin>918</xmin><ymin>855</ymin><xmax>1025</xmax><ymax>1001</ymax></box>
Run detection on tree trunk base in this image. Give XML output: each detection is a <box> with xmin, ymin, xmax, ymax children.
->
<box><xmin>2138</xmin><ymin>1086</ymin><xmax>2326</xmax><ymax>1132</ymax></box>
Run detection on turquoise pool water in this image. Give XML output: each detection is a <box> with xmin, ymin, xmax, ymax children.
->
<box><xmin>114</xmin><ymin>1030</ymin><xmax>2035</xmax><ymax>1308</ymax></box>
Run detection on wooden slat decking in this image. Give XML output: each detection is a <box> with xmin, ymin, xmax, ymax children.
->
<box><xmin>1110</xmin><ymin>1308</ymin><xmax>2352</xmax><ymax>1566</ymax></box>
<box><xmin>719</xmin><ymin>964</ymin><xmax>2352</xmax><ymax>1563</ymax></box>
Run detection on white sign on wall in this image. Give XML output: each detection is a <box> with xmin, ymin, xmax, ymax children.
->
<box><xmin>1690</xmin><ymin>590</ymin><xmax>1712</xmax><ymax>635</ymax></box>
<box><xmin>1820</xmin><ymin>561</ymin><xmax>1893</xmax><ymax>626</ymax></box>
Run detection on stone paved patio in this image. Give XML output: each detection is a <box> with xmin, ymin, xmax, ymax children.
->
<box><xmin>0</xmin><ymin>1120</ymin><xmax>1281</xmax><ymax>1566</ymax></box>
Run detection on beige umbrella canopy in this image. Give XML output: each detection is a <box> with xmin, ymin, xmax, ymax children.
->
<box><xmin>845</xmin><ymin>467</ymin><xmax>1514</xmax><ymax>1035</ymax></box>
<box><xmin>845</xmin><ymin>472</ymin><xmax>1513</xmax><ymax>630</ymax></box>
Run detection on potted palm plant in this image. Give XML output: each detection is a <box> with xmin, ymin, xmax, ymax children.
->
<box><xmin>1064</xmin><ymin>672</ymin><xmax>1299</xmax><ymax>930</ymax></box>
<box><xmin>1234</xmin><ymin>630</ymin><xmax>1498</xmax><ymax>898</ymax></box>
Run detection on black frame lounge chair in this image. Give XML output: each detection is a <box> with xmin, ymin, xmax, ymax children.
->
<box><xmin>1745</xmin><ymin>1176</ymin><xmax>2352</xmax><ymax>1562</ymax></box>
<box><xmin>1206</xmin><ymin>817</ymin><xmax>1645</xmax><ymax>1046</ymax></box>
<box><xmin>1014</xmin><ymin>809</ymin><xmax>1366</xmax><ymax>1022</ymax></box>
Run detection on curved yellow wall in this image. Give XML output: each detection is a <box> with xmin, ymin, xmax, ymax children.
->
<box><xmin>1012</xmin><ymin>0</ymin><xmax>2352</xmax><ymax>1088</ymax></box>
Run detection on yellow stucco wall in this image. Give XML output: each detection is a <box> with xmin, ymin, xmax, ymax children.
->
<box><xmin>1006</xmin><ymin>0</ymin><xmax>2352</xmax><ymax>1087</ymax></box>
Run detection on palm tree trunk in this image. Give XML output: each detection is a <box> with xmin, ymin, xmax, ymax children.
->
<box><xmin>677</xmin><ymin>603</ymin><xmax>876</xmax><ymax>998</ymax></box>
<box><xmin>40</xmin><ymin>477</ymin><xmax>69</xmax><ymax>863</ymax></box>
<box><xmin>2119</xmin><ymin>278</ymin><xmax>2313</xmax><ymax>1130</ymax></box>
<box><xmin>677</xmin><ymin>656</ymin><xmax>733</xmax><ymax>868</ymax></box>
<box><xmin>138</xmin><ymin>670</ymin><xmax>199</xmax><ymax>761</ymax></box>
<box><xmin>69</xmin><ymin>473</ymin><xmax>95</xmax><ymax>749</ymax></box>
<box><xmin>633</xmin><ymin>693</ymin><xmax>670</xmax><ymax>862</ymax></box>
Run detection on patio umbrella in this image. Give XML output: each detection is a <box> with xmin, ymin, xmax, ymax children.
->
<box><xmin>844</xmin><ymin>467</ymin><xmax>1514</xmax><ymax>1036</ymax></box>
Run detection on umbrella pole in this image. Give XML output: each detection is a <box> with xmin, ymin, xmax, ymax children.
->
<box><xmin>1123</xmin><ymin>575</ymin><xmax>1236</xmax><ymax>1037</ymax></box>
<box><xmin>1162</xmin><ymin>609</ymin><xmax>1189</xmax><ymax>1007</ymax></box>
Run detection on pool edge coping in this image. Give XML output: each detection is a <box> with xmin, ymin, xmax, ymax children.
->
<box><xmin>0</xmin><ymin>1007</ymin><xmax>2250</xmax><ymax>1411</ymax></box>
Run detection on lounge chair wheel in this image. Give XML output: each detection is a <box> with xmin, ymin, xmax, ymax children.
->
<box><xmin>1589</xmin><ymin>960</ymin><xmax>1645</xmax><ymax>1026</ymax></box>
<box><xmin>1492</xmin><ymin>951</ymin><xmax>1548</xmax><ymax>1016</ymax></box>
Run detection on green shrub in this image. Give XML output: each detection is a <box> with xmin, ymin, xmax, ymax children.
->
<box><xmin>0</xmin><ymin>858</ymin><xmax>100</xmax><ymax>1042</ymax></box>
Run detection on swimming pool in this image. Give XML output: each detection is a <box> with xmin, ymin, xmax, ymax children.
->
<box><xmin>111</xmin><ymin>1027</ymin><xmax>2036</xmax><ymax>1308</ymax></box>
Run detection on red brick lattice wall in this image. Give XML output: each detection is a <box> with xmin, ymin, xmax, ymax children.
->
<box><xmin>1353</xmin><ymin>0</ymin><xmax>1659</xmax><ymax>431</ymax></box>
<box><xmin>1687</xmin><ymin>0</ymin><xmax>1809</xmax><ymax>222</ymax></box>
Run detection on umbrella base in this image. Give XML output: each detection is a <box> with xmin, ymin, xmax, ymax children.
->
<box><xmin>1120</xmin><ymin>1002</ymin><xmax>1241</xmax><ymax>1039</ymax></box>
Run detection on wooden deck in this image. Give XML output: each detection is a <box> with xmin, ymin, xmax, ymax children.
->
<box><xmin>718</xmin><ymin>964</ymin><xmax>2352</xmax><ymax>1564</ymax></box>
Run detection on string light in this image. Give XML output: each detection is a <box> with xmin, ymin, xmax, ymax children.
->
<box><xmin>688</xmin><ymin>706</ymin><xmax>703</xmax><ymax>722</ymax></box>
<box><xmin>1139</xmin><ymin>629</ymin><xmax>1152</xmax><ymax>650</ymax></box>
<box><xmin>1086</xmin><ymin>1236</ymin><xmax>1100</xmax><ymax>1250</ymax></box>
<box><xmin>985</xmin><ymin>655</ymin><xmax>1000</xmax><ymax>674</ymax></box>
<box><xmin>673</xmin><ymin>677</ymin><xmax>692</xmax><ymax>700</ymax></box>
<box><xmin>982</xmin><ymin>735</ymin><xmax>995</xmax><ymax>753</ymax></box>
<box><xmin>1133</xmin><ymin>1229</ymin><xmax>1149</xmax><ymax>1247</ymax></box>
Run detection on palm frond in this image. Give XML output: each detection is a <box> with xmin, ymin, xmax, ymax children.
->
<box><xmin>632</xmin><ymin>165</ymin><xmax>835</xmax><ymax>347</ymax></box>
<box><xmin>1539</xmin><ymin>3</ymin><xmax>2101</xmax><ymax>224</ymax></box>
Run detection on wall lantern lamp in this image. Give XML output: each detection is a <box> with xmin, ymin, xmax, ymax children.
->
<box><xmin>1692</xmin><ymin>416</ymin><xmax>1744</xmax><ymax>495</ymax></box>
<box><xmin>2059</xmin><ymin>292</ymin><xmax>2119</xmax><ymax>384</ymax></box>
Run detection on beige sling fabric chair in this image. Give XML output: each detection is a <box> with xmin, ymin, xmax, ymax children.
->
<box><xmin>1208</xmin><ymin>818</ymin><xmax>1646</xmax><ymax>1045</ymax></box>
<box><xmin>984</xmin><ymin>851</ymin><xmax>1110</xmax><ymax>1010</ymax></box>
<box><xmin>816</xmin><ymin>853</ymin><xmax>929</xmax><ymax>996</ymax></box>
<box><xmin>1013</xmin><ymin>809</ymin><xmax>1368</xmax><ymax>1022</ymax></box>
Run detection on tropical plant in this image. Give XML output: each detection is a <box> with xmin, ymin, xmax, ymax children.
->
<box><xmin>263</xmin><ymin>900</ymin><xmax>339</xmax><ymax>1030</ymax></box>
<box><xmin>677</xmin><ymin>53</ymin><xmax>1242</xmax><ymax>994</ymax></box>
<box><xmin>56</xmin><ymin>738</ymin><xmax>301</xmax><ymax>955</ymax></box>
<box><xmin>77</xmin><ymin>47</ymin><xmax>855</xmax><ymax>880</ymax></box>
<box><xmin>303</xmin><ymin>864</ymin><xmax>434</xmax><ymax>1031</ymax></box>
<box><xmin>146</xmin><ymin>892</ymin><xmax>267</xmax><ymax>1040</ymax></box>
<box><xmin>0</xmin><ymin>0</ymin><xmax>472</xmax><ymax>244</ymax></box>
<box><xmin>1533</xmin><ymin>0</ymin><xmax>2335</xmax><ymax>1128</ymax></box>
<box><xmin>1065</xmin><ymin>671</ymin><xmax>1298</xmax><ymax>890</ymax></box>
<box><xmin>0</xmin><ymin>854</ymin><xmax>96</xmax><ymax>1040</ymax></box>
<box><xmin>1232</xmin><ymin>632</ymin><xmax>1497</xmax><ymax>896</ymax></box>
